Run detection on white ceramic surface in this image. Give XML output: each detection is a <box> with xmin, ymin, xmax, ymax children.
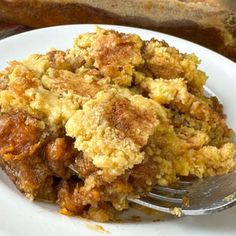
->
<box><xmin>0</xmin><ymin>24</ymin><xmax>235</xmax><ymax>236</ymax></box>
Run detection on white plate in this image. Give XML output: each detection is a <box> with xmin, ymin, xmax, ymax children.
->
<box><xmin>0</xmin><ymin>24</ymin><xmax>235</xmax><ymax>236</ymax></box>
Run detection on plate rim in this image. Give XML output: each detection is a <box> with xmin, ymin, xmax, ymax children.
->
<box><xmin>0</xmin><ymin>23</ymin><xmax>235</xmax><ymax>66</ymax></box>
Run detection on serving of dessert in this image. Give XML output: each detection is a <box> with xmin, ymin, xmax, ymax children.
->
<box><xmin>0</xmin><ymin>27</ymin><xmax>235</xmax><ymax>222</ymax></box>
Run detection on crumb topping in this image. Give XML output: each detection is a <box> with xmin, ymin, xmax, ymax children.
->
<box><xmin>0</xmin><ymin>27</ymin><xmax>235</xmax><ymax>222</ymax></box>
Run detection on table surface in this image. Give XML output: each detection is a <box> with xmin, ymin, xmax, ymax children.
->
<box><xmin>0</xmin><ymin>22</ymin><xmax>31</xmax><ymax>39</ymax></box>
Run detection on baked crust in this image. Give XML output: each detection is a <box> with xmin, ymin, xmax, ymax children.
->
<box><xmin>0</xmin><ymin>27</ymin><xmax>235</xmax><ymax>221</ymax></box>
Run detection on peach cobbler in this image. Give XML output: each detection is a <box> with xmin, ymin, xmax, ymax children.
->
<box><xmin>0</xmin><ymin>28</ymin><xmax>235</xmax><ymax>222</ymax></box>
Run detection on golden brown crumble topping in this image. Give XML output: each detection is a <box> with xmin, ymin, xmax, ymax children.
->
<box><xmin>103</xmin><ymin>96</ymin><xmax>158</xmax><ymax>146</ymax></box>
<box><xmin>0</xmin><ymin>27</ymin><xmax>235</xmax><ymax>222</ymax></box>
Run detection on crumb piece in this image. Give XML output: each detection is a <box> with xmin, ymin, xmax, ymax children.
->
<box><xmin>59</xmin><ymin>208</ymin><xmax>75</xmax><ymax>216</ymax></box>
<box><xmin>170</xmin><ymin>207</ymin><xmax>182</xmax><ymax>217</ymax></box>
<box><xmin>85</xmin><ymin>223</ymin><xmax>110</xmax><ymax>234</ymax></box>
<box><xmin>223</xmin><ymin>192</ymin><xmax>236</xmax><ymax>202</ymax></box>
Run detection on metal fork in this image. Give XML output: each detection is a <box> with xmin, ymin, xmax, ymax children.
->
<box><xmin>129</xmin><ymin>171</ymin><xmax>236</xmax><ymax>215</ymax></box>
<box><xmin>69</xmin><ymin>164</ymin><xmax>236</xmax><ymax>215</ymax></box>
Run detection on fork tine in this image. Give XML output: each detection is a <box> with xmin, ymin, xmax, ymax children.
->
<box><xmin>153</xmin><ymin>186</ymin><xmax>188</xmax><ymax>195</ymax></box>
<box><xmin>130</xmin><ymin>172</ymin><xmax>236</xmax><ymax>215</ymax></box>
<box><xmin>176</xmin><ymin>180</ymin><xmax>193</xmax><ymax>186</ymax></box>
<box><xmin>68</xmin><ymin>164</ymin><xmax>79</xmax><ymax>174</ymax></box>
<box><xmin>129</xmin><ymin>197</ymin><xmax>173</xmax><ymax>213</ymax></box>
<box><xmin>148</xmin><ymin>191</ymin><xmax>183</xmax><ymax>204</ymax></box>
